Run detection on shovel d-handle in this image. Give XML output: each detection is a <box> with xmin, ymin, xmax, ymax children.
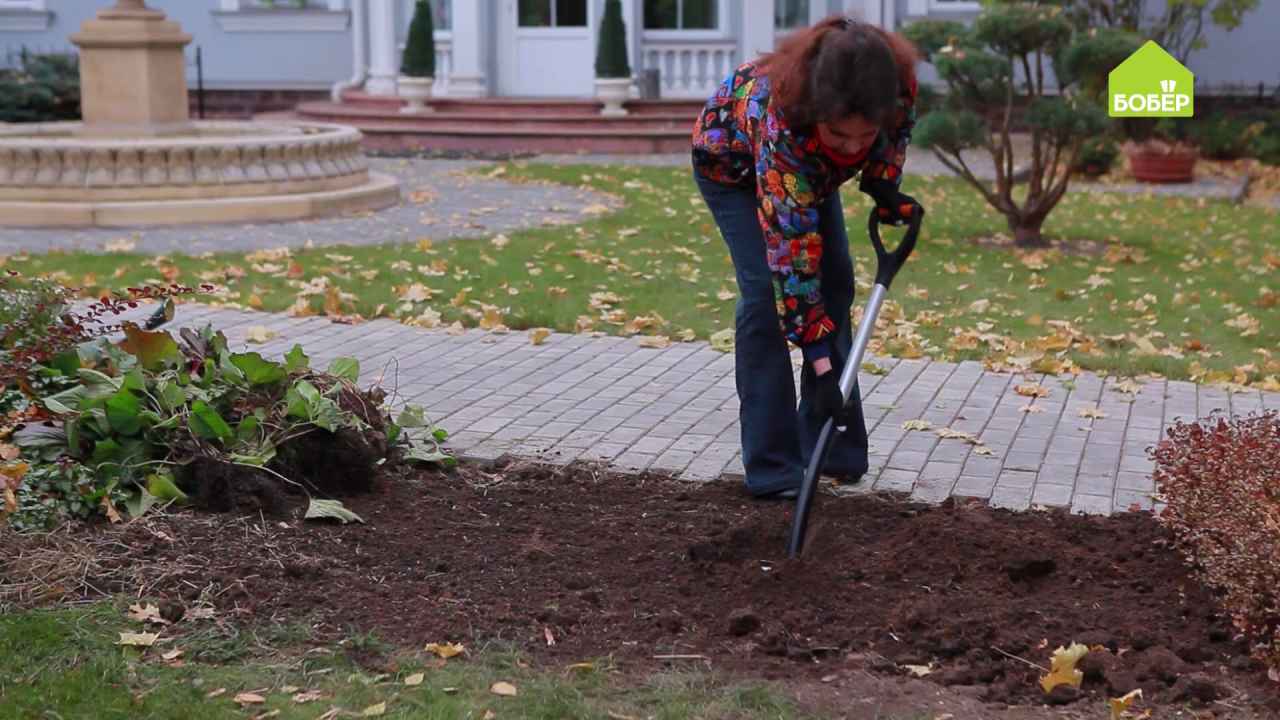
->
<box><xmin>869</xmin><ymin>204</ymin><xmax>924</xmax><ymax>291</ymax></box>
<box><xmin>785</xmin><ymin>206</ymin><xmax>924</xmax><ymax>559</ymax></box>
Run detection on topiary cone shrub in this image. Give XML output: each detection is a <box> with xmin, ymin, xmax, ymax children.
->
<box><xmin>595</xmin><ymin>0</ymin><xmax>631</xmax><ymax>79</ymax></box>
<box><xmin>904</xmin><ymin>6</ymin><xmax>1136</xmax><ymax>248</ymax></box>
<box><xmin>1153</xmin><ymin>411</ymin><xmax>1280</xmax><ymax>679</ymax></box>
<box><xmin>401</xmin><ymin>0</ymin><xmax>436</xmax><ymax>78</ymax></box>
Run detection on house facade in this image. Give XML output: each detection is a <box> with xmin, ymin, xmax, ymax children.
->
<box><xmin>2</xmin><ymin>1</ymin><xmax>1275</xmax><ymax>103</ymax></box>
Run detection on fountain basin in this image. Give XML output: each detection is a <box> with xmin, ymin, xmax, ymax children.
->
<box><xmin>0</xmin><ymin>121</ymin><xmax>399</xmax><ymax>227</ymax></box>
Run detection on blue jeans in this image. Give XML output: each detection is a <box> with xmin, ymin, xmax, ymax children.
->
<box><xmin>695</xmin><ymin>172</ymin><xmax>869</xmax><ymax>496</ymax></box>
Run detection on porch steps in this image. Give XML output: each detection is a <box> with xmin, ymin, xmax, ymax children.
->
<box><xmin>287</xmin><ymin>93</ymin><xmax>705</xmax><ymax>155</ymax></box>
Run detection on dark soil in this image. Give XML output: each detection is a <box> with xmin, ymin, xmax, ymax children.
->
<box><xmin>31</xmin><ymin>462</ymin><xmax>1280</xmax><ymax>716</ymax></box>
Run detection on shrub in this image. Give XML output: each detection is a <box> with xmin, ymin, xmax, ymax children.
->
<box><xmin>1249</xmin><ymin>113</ymin><xmax>1280</xmax><ymax>165</ymax></box>
<box><xmin>1187</xmin><ymin>112</ymin><xmax>1263</xmax><ymax>160</ymax></box>
<box><xmin>401</xmin><ymin>1</ymin><xmax>436</xmax><ymax>78</ymax></box>
<box><xmin>906</xmin><ymin>4</ymin><xmax>1120</xmax><ymax>248</ymax></box>
<box><xmin>1</xmin><ymin>272</ymin><xmax>198</xmax><ymax>392</ymax></box>
<box><xmin>1072</xmin><ymin>136</ymin><xmax>1119</xmax><ymax>176</ymax></box>
<box><xmin>0</xmin><ymin>51</ymin><xmax>80</xmax><ymax>123</ymax></box>
<box><xmin>596</xmin><ymin>0</ymin><xmax>631</xmax><ymax>79</ymax></box>
<box><xmin>1154</xmin><ymin>412</ymin><xmax>1280</xmax><ymax>677</ymax></box>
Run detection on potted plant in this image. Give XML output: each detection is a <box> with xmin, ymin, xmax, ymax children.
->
<box><xmin>399</xmin><ymin>0</ymin><xmax>436</xmax><ymax>114</ymax></box>
<box><xmin>594</xmin><ymin>0</ymin><xmax>631</xmax><ymax>117</ymax></box>
<box><xmin>1123</xmin><ymin>117</ymin><xmax>1197</xmax><ymax>183</ymax></box>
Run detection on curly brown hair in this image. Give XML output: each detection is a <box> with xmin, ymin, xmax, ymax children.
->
<box><xmin>759</xmin><ymin>16</ymin><xmax>919</xmax><ymax>130</ymax></box>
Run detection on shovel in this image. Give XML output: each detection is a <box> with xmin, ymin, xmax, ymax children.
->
<box><xmin>787</xmin><ymin>204</ymin><xmax>924</xmax><ymax>559</ymax></box>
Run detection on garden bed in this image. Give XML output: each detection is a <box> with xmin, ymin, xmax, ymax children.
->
<box><xmin>5</xmin><ymin>460</ymin><xmax>1274</xmax><ymax>717</ymax></box>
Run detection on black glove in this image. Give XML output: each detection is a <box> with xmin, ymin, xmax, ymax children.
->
<box><xmin>814</xmin><ymin>371</ymin><xmax>848</xmax><ymax>422</ymax></box>
<box><xmin>861</xmin><ymin>177</ymin><xmax>922</xmax><ymax>227</ymax></box>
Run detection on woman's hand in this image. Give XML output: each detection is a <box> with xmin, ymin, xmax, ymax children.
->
<box><xmin>874</xmin><ymin>189</ymin><xmax>921</xmax><ymax>227</ymax></box>
<box><xmin>813</xmin><ymin>367</ymin><xmax>847</xmax><ymax>421</ymax></box>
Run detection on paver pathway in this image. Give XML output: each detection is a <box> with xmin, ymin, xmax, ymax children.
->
<box><xmin>0</xmin><ymin>157</ymin><xmax>613</xmax><ymax>255</ymax></box>
<box><xmin>144</xmin><ymin>302</ymin><xmax>1277</xmax><ymax>516</ymax></box>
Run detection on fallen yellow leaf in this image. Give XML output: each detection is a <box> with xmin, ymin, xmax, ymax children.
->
<box><xmin>404</xmin><ymin>673</ymin><xmax>425</xmax><ymax>686</ymax></box>
<box><xmin>234</xmin><ymin>692</ymin><xmax>266</xmax><ymax>705</ymax></box>
<box><xmin>902</xmin><ymin>420</ymin><xmax>933</xmax><ymax>431</ymax></box>
<box><xmin>116</xmin><ymin>631</ymin><xmax>158</xmax><ymax>648</ymax></box>
<box><xmin>127</xmin><ymin>603</ymin><xmax>167</xmax><ymax>625</ymax></box>
<box><xmin>1079</xmin><ymin>405</ymin><xmax>1108</xmax><ymax>420</ymax></box>
<box><xmin>1015</xmin><ymin>383</ymin><xmax>1051</xmax><ymax>398</ymax></box>
<box><xmin>1109</xmin><ymin>688</ymin><xmax>1143</xmax><ymax>720</ymax></box>
<box><xmin>292</xmin><ymin>690</ymin><xmax>324</xmax><ymax>703</ymax></box>
<box><xmin>490</xmin><ymin>681</ymin><xmax>518</xmax><ymax>697</ymax></box>
<box><xmin>709</xmin><ymin>328</ymin><xmax>735</xmax><ymax>353</ymax></box>
<box><xmin>529</xmin><ymin>327</ymin><xmax>551</xmax><ymax>346</ymax></box>
<box><xmin>637</xmin><ymin>335</ymin><xmax>671</xmax><ymax>349</ymax></box>
<box><xmin>360</xmin><ymin>701</ymin><xmax>387</xmax><ymax>716</ymax></box>
<box><xmin>424</xmin><ymin>642</ymin><xmax>465</xmax><ymax>659</ymax></box>
<box><xmin>245</xmin><ymin>325</ymin><xmax>277</xmax><ymax>344</ymax></box>
<box><xmin>1040</xmin><ymin>643</ymin><xmax>1089</xmax><ymax>693</ymax></box>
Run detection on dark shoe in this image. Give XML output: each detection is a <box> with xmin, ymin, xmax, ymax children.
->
<box><xmin>755</xmin><ymin>487</ymin><xmax>798</xmax><ymax>501</ymax></box>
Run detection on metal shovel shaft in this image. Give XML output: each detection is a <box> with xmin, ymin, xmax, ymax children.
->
<box><xmin>786</xmin><ymin>282</ymin><xmax>889</xmax><ymax>559</ymax></box>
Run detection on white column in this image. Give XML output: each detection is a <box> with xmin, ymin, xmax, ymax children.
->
<box><xmin>448</xmin><ymin>0</ymin><xmax>488</xmax><ymax>97</ymax></box>
<box><xmin>741</xmin><ymin>0</ymin><xmax>777</xmax><ymax>62</ymax></box>
<box><xmin>365</xmin><ymin>0</ymin><xmax>398</xmax><ymax>96</ymax></box>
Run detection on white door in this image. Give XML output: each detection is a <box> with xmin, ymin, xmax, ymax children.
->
<box><xmin>496</xmin><ymin>0</ymin><xmax>596</xmax><ymax>96</ymax></box>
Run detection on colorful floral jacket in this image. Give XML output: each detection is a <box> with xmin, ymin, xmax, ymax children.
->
<box><xmin>692</xmin><ymin>61</ymin><xmax>916</xmax><ymax>359</ymax></box>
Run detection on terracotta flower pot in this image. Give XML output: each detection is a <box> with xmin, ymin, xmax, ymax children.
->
<box><xmin>1124</xmin><ymin>142</ymin><xmax>1196</xmax><ymax>184</ymax></box>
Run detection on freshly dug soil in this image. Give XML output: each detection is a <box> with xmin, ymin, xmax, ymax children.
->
<box><xmin>20</xmin><ymin>461</ymin><xmax>1277</xmax><ymax>716</ymax></box>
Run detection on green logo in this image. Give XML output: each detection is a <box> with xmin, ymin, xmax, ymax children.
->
<box><xmin>1108</xmin><ymin>41</ymin><xmax>1194</xmax><ymax>117</ymax></box>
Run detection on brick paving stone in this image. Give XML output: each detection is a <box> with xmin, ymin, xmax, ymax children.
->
<box><xmin>1031</xmin><ymin>483</ymin><xmax>1074</xmax><ymax>508</ymax></box>
<box><xmin>1071</xmin><ymin>494</ymin><xmax>1114</xmax><ymax>515</ymax></box>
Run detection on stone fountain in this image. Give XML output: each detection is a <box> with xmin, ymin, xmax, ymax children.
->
<box><xmin>0</xmin><ymin>0</ymin><xmax>398</xmax><ymax>227</ymax></box>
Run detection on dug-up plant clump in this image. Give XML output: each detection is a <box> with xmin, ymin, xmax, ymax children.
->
<box><xmin>1153</xmin><ymin>411</ymin><xmax>1280</xmax><ymax>681</ymax></box>
<box><xmin>1</xmin><ymin>274</ymin><xmax>450</xmax><ymax>532</ymax></box>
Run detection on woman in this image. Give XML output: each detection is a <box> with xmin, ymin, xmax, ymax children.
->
<box><xmin>692</xmin><ymin>17</ymin><xmax>921</xmax><ymax>499</ymax></box>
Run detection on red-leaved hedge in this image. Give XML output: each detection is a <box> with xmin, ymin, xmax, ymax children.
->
<box><xmin>1154</xmin><ymin>412</ymin><xmax>1280</xmax><ymax>678</ymax></box>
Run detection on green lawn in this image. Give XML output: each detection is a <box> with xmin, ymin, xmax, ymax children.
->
<box><xmin>0</xmin><ymin>603</ymin><xmax>806</xmax><ymax>720</ymax></box>
<box><xmin>6</xmin><ymin>163</ymin><xmax>1277</xmax><ymax>385</ymax></box>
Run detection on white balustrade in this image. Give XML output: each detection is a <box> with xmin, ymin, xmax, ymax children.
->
<box><xmin>639</xmin><ymin>38</ymin><xmax>738</xmax><ymax>99</ymax></box>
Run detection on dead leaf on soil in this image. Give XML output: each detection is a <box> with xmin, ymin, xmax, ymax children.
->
<box><xmin>424</xmin><ymin>642</ymin><xmax>465</xmax><ymax>659</ymax></box>
<box><xmin>902</xmin><ymin>664</ymin><xmax>933</xmax><ymax>677</ymax></box>
<box><xmin>360</xmin><ymin>701</ymin><xmax>387</xmax><ymax>716</ymax></box>
<box><xmin>206</xmin><ymin>688</ymin><xmax>227</xmax><ymax>699</ymax></box>
<box><xmin>1040</xmin><ymin>643</ymin><xmax>1089</xmax><ymax>693</ymax></box>
<box><xmin>292</xmin><ymin>690</ymin><xmax>324</xmax><ymax>704</ymax></box>
<box><xmin>404</xmin><ymin>673</ymin><xmax>425</xmax><ymax>687</ymax></box>
<box><xmin>490</xmin><ymin>681</ymin><xmax>518</xmax><ymax>697</ymax></box>
<box><xmin>1109</xmin><ymin>688</ymin><xmax>1143</xmax><ymax>720</ymax></box>
<box><xmin>161</xmin><ymin>648</ymin><xmax>184</xmax><ymax>662</ymax></box>
<box><xmin>566</xmin><ymin>662</ymin><xmax>595</xmax><ymax>672</ymax></box>
<box><xmin>127</xmin><ymin>603</ymin><xmax>168</xmax><ymax>625</ymax></box>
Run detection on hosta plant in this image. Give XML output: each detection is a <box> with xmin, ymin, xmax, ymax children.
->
<box><xmin>2</xmin><ymin>321</ymin><xmax>450</xmax><ymax>530</ymax></box>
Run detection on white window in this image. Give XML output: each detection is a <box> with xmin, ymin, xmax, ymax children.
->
<box><xmin>907</xmin><ymin>0</ymin><xmax>981</xmax><ymax>15</ymax></box>
<box><xmin>644</xmin><ymin>0</ymin><xmax>720</xmax><ymax>31</ymax></box>
<box><xmin>775</xmin><ymin>0</ymin><xmax>812</xmax><ymax>30</ymax></box>
<box><xmin>214</xmin><ymin>0</ymin><xmax>351</xmax><ymax>32</ymax></box>
<box><xmin>0</xmin><ymin>0</ymin><xmax>51</xmax><ymax>32</ymax></box>
<box><xmin>518</xmin><ymin>0</ymin><xmax>588</xmax><ymax>27</ymax></box>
